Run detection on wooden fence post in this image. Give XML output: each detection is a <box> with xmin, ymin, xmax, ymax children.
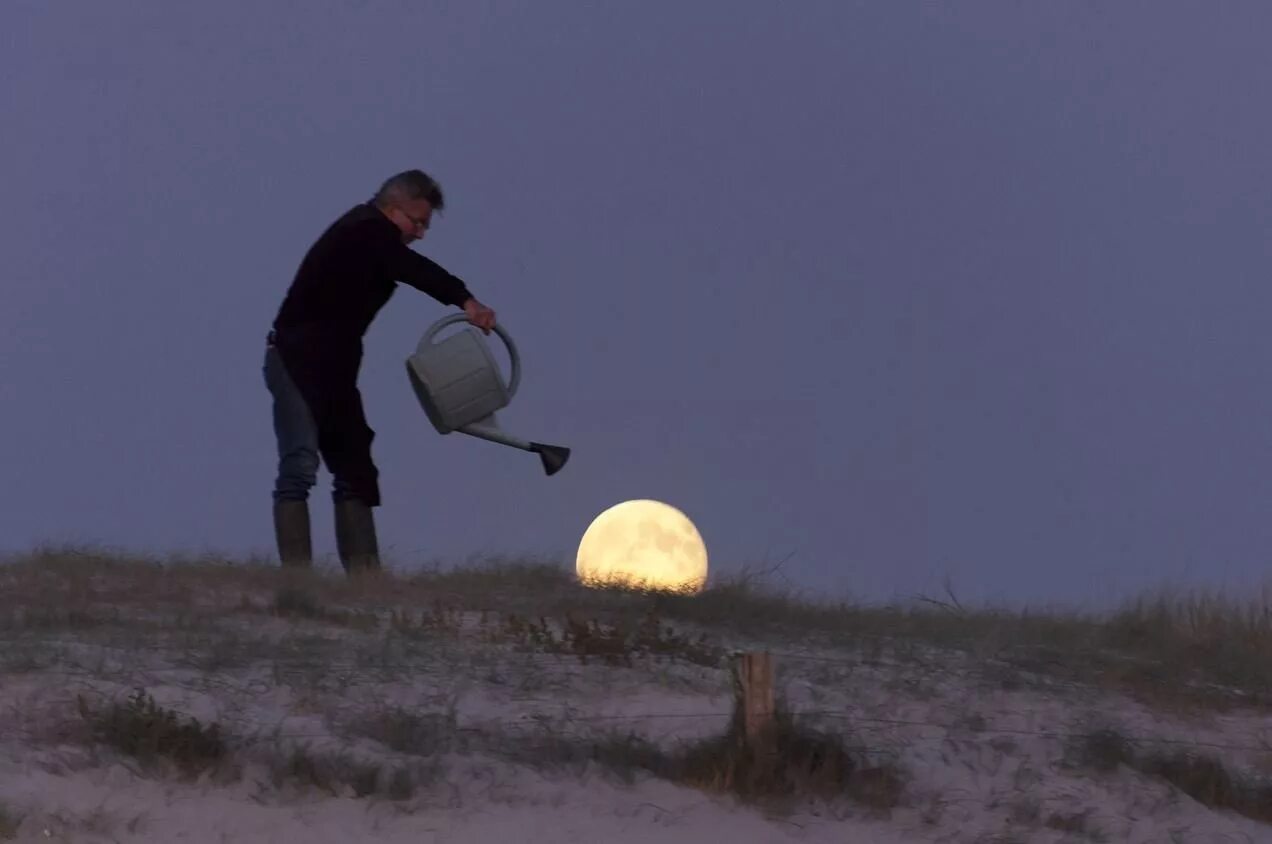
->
<box><xmin>733</xmin><ymin>651</ymin><xmax>776</xmax><ymax>751</ymax></box>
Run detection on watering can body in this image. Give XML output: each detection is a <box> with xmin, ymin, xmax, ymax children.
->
<box><xmin>406</xmin><ymin>318</ymin><xmax>519</xmax><ymax>434</ymax></box>
<box><xmin>405</xmin><ymin>314</ymin><xmax>569</xmax><ymax>475</ymax></box>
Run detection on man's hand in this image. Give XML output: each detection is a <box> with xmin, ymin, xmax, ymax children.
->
<box><xmin>463</xmin><ymin>297</ymin><xmax>496</xmax><ymax>334</ymax></box>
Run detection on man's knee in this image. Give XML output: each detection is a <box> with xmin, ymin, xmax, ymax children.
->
<box><xmin>276</xmin><ymin>447</ymin><xmax>320</xmax><ymax>497</ymax></box>
<box><xmin>325</xmin><ymin>447</ymin><xmax>380</xmax><ymax>507</ymax></box>
<box><xmin>330</xmin><ymin>462</ymin><xmax>380</xmax><ymax>507</ymax></box>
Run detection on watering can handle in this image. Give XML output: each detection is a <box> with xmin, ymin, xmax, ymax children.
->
<box><xmin>419</xmin><ymin>313</ymin><xmax>521</xmax><ymax>400</ymax></box>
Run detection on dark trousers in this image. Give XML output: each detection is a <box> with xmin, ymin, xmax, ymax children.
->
<box><xmin>263</xmin><ymin>338</ymin><xmax>380</xmax><ymax>506</ymax></box>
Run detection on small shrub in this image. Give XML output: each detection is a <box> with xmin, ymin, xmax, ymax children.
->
<box><xmin>272</xmin><ymin>587</ymin><xmax>321</xmax><ymax>619</ymax></box>
<box><xmin>1045</xmin><ymin>809</ymin><xmax>1103</xmax><ymax>840</ymax></box>
<box><xmin>675</xmin><ymin>709</ymin><xmax>905</xmax><ymax>810</ymax></box>
<box><xmin>495</xmin><ymin>611</ymin><xmax>724</xmax><ymax>667</ymax></box>
<box><xmin>345</xmin><ymin>706</ymin><xmax>455</xmax><ymax>756</ymax></box>
<box><xmin>1067</xmin><ymin>728</ymin><xmax>1272</xmax><ymax>826</ymax></box>
<box><xmin>270</xmin><ymin>588</ymin><xmax>379</xmax><ymax>630</ymax></box>
<box><xmin>77</xmin><ymin>688</ymin><xmax>225</xmax><ymax>778</ymax></box>
<box><xmin>491</xmin><ymin>710</ymin><xmax>904</xmax><ymax>812</ymax></box>
<box><xmin>268</xmin><ymin>745</ymin><xmax>419</xmax><ymax>800</ymax></box>
<box><xmin>0</xmin><ymin>803</ymin><xmax>21</xmax><ymax>840</ymax></box>
<box><xmin>1141</xmin><ymin>749</ymin><xmax>1272</xmax><ymax>824</ymax></box>
<box><xmin>1066</xmin><ymin>728</ymin><xmax>1136</xmax><ymax>773</ymax></box>
<box><xmin>389</xmin><ymin>601</ymin><xmax>464</xmax><ymax>636</ymax></box>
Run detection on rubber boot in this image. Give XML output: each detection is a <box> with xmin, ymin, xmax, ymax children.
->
<box><xmin>273</xmin><ymin>499</ymin><xmax>313</xmax><ymax>568</ymax></box>
<box><xmin>334</xmin><ymin>498</ymin><xmax>381</xmax><ymax>575</ymax></box>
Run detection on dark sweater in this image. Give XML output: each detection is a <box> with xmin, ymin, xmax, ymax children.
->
<box><xmin>272</xmin><ymin>201</ymin><xmax>473</xmax><ymax>340</ymax></box>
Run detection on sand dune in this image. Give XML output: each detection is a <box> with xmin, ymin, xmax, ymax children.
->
<box><xmin>2</xmin><ymin>550</ymin><xmax>1271</xmax><ymax>843</ymax></box>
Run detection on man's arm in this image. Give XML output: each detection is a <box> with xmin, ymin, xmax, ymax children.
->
<box><xmin>384</xmin><ymin>242</ymin><xmax>473</xmax><ymax>308</ymax></box>
<box><xmin>376</xmin><ymin>232</ymin><xmax>497</xmax><ymax>333</ymax></box>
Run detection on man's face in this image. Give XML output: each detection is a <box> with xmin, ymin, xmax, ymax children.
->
<box><xmin>387</xmin><ymin>198</ymin><xmax>433</xmax><ymax>243</ymax></box>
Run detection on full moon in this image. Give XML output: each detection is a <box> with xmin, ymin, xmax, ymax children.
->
<box><xmin>575</xmin><ymin>499</ymin><xmax>708</xmax><ymax>593</ymax></box>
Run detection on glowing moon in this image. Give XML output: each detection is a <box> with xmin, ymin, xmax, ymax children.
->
<box><xmin>576</xmin><ymin>499</ymin><xmax>708</xmax><ymax>593</ymax></box>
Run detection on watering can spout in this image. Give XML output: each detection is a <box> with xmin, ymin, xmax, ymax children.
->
<box><xmin>457</xmin><ymin>415</ymin><xmax>571</xmax><ymax>476</ymax></box>
<box><xmin>530</xmin><ymin>442</ymin><xmax>571</xmax><ymax>476</ymax></box>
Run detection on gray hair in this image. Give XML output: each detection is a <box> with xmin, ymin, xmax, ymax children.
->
<box><xmin>372</xmin><ymin>169</ymin><xmax>445</xmax><ymax>212</ymax></box>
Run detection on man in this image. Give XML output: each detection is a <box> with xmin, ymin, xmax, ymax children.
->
<box><xmin>263</xmin><ymin>169</ymin><xmax>496</xmax><ymax>573</ymax></box>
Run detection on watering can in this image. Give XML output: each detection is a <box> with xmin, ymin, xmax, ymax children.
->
<box><xmin>405</xmin><ymin>313</ymin><xmax>570</xmax><ymax>476</ymax></box>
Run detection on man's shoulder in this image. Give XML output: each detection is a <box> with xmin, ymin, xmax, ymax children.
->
<box><xmin>318</xmin><ymin>202</ymin><xmax>397</xmax><ymax>247</ymax></box>
<box><xmin>332</xmin><ymin>201</ymin><xmax>390</xmax><ymax>230</ymax></box>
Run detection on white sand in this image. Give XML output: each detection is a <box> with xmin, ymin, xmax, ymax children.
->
<box><xmin>3</xmin><ymin>571</ymin><xmax>1272</xmax><ymax>843</ymax></box>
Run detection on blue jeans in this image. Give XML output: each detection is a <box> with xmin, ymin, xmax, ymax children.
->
<box><xmin>263</xmin><ymin>344</ymin><xmax>352</xmax><ymax>502</ymax></box>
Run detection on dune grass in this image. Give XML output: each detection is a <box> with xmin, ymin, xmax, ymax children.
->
<box><xmin>1064</xmin><ymin>726</ymin><xmax>1272</xmax><ymax>826</ymax></box>
<box><xmin>66</xmin><ymin>668</ymin><xmax>905</xmax><ymax>813</ymax></box>
<box><xmin>6</xmin><ymin>544</ymin><xmax>1272</xmax><ymax>713</ymax></box>
<box><xmin>8</xmin><ymin>543</ymin><xmax>1272</xmax><ymax>824</ymax></box>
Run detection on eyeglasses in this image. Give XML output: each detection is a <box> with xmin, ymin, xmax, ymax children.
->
<box><xmin>398</xmin><ymin>207</ymin><xmax>431</xmax><ymax>231</ymax></box>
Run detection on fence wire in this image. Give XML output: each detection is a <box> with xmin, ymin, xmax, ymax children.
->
<box><xmin>4</xmin><ymin>631</ymin><xmax>1272</xmax><ymax>757</ymax></box>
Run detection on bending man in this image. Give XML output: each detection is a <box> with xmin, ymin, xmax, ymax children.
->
<box><xmin>263</xmin><ymin>169</ymin><xmax>496</xmax><ymax>573</ymax></box>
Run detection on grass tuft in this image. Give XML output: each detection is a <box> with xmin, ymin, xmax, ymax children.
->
<box><xmin>490</xmin><ymin>707</ymin><xmax>905</xmax><ymax>812</ymax></box>
<box><xmin>0</xmin><ymin>803</ymin><xmax>21</xmax><ymax>840</ymax></box>
<box><xmin>342</xmin><ymin>706</ymin><xmax>457</xmax><ymax>757</ymax></box>
<box><xmin>77</xmin><ymin>688</ymin><xmax>227</xmax><ymax>779</ymax></box>
<box><xmin>266</xmin><ymin>745</ymin><xmax>421</xmax><ymax>800</ymax></box>
<box><xmin>1066</xmin><ymin>727</ymin><xmax>1272</xmax><ymax>825</ymax></box>
<box><xmin>497</xmin><ymin>610</ymin><xmax>724</xmax><ymax>667</ymax></box>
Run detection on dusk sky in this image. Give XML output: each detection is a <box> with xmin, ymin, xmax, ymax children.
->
<box><xmin>4</xmin><ymin>2</ymin><xmax>1271</xmax><ymax>609</ymax></box>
